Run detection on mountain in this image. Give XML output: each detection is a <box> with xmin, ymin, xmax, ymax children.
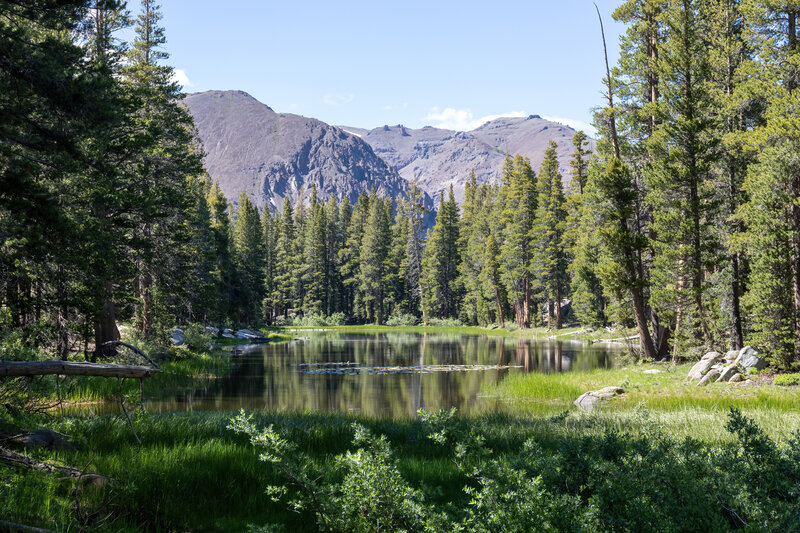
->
<box><xmin>184</xmin><ymin>90</ymin><xmax>422</xmax><ymax>212</ymax></box>
<box><xmin>342</xmin><ymin>116</ymin><xmax>594</xmax><ymax>202</ymax></box>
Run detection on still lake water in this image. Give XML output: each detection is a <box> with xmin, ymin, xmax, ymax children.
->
<box><xmin>143</xmin><ymin>331</ymin><xmax>619</xmax><ymax>417</ymax></box>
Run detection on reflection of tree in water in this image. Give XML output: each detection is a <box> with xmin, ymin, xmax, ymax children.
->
<box><xmin>150</xmin><ymin>333</ymin><xmax>619</xmax><ymax>416</ymax></box>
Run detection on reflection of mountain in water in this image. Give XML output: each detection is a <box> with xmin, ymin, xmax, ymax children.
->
<box><xmin>145</xmin><ymin>333</ymin><xmax>616</xmax><ymax>417</ymax></box>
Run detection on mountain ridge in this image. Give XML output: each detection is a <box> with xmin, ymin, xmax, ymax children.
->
<box><xmin>184</xmin><ymin>90</ymin><xmax>422</xmax><ymax>212</ymax></box>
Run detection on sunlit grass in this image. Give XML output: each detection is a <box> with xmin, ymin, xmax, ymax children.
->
<box><xmin>485</xmin><ymin>363</ymin><xmax>800</xmax><ymax>441</ymax></box>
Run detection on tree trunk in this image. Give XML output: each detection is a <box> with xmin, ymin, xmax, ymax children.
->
<box><xmin>631</xmin><ymin>287</ymin><xmax>658</xmax><ymax>361</ymax></box>
<box><xmin>93</xmin><ymin>281</ymin><xmax>119</xmax><ymax>361</ymax></box>
<box><xmin>495</xmin><ymin>287</ymin><xmax>505</xmax><ymax>328</ymax></box>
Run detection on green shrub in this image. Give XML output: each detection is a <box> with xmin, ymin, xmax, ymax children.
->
<box><xmin>386</xmin><ymin>312</ymin><xmax>419</xmax><ymax>326</ymax></box>
<box><xmin>183</xmin><ymin>324</ymin><xmax>212</xmax><ymax>351</ymax></box>
<box><xmin>291</xmin><ymin>313</ymin><xmax>346</xmax><ymax>327</ymax></box>
<box><xmin>229</xmin><ymin>408</ymin><xmax>800</xmax><ymax>533</ymax></box>
<box><xmin>773</xmin><ymin>373</ymin><xmax>800</xmax><ymax>386</ymax></box>
<box><xmin>425</xmin><ymin>317</ymin><xmax>463</xmax><ymax>327</ymax></box>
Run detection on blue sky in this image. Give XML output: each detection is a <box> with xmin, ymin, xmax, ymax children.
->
<box><xmin>135</xmin><ymin>1</ymin><xmax>627</xmax><ymax>135</ymax></box>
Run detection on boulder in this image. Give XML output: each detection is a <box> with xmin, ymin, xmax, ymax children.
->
<box><xmin>222</xmin><ymin>332</ymin><xmax>235</xmax><ymax>339</ymax></box>
<box><xmin>735</xmin><ymin>346</ymin><xmax>766</xmax><ymax>373</ymax></box>
<box><xmin>687</xmin><ymin>351</ymin><xmax>723</xmax><ymax>381</ymax></box>
<box><xmin>697</xmin><ymin>367</ymin><xmax>721</xmax><ymax>386</ymax></box>
<box><xmin>728</xmin><ymin>373</ymin><xmax>743</xmax><ymax>383</ymax></box>
<box><xmin>170</xmin><ymin>328</ymin><xmax>185</xmax><ymax>346</ymax></box>
<box><xmin>205</xmin><ymin>326</ymin><xmax>220</xmax><ymax>335</ymax></box>
<box><xmin>237</xmin><ymin>328</ymin><xmax>265</xmax><ymax>339</ymax></box>
<box><xmin>642</xmin><ymin>369</ymin><xmax>661</xmax><ymax>374</ymax></box>
<box><xmin>723</xmin><ymin>350</ymin><xmax>739</xmax><ymax>364</ymax></box>
<box><xmin>718</xmin><ymin>364</ymin><xmax>740</xmax><ymax>383</ymax></box>
<box><xmin>574</xmin><ymin>386</ymin><xmax>625</xmax><ymax>411</ymax></box>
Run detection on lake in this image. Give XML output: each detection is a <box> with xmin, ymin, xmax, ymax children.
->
<box><xmin>143</xmin><ymin>331</ymin><xmax>620</xmax><ymax>417</ymax></box>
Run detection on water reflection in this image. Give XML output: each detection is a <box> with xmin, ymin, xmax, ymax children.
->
<box><xmin>128</xmin><ymin>332</ymin><xmax>616</xmax><ymax>418</ymax></box>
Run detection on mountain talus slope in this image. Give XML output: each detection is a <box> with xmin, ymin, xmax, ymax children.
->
<box><xmin>184</xmin><ymin>90</ymin><xmax>416</xmax><ymax>212</ymax></box>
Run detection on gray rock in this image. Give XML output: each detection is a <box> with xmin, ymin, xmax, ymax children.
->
<box><xmin>642</xmin><ymin>369</ymin><xmax>661</xmax><ymax>374</ymax></box>
<box><xmin>687</xmin><ymin>351</ymin><xmax>723</xmax><ymax>381</ymax></box>
<box><xmin>697</xmin><ymin>367</ymin><xmax>721</xmax><ymax>386</ymax></box>
<box><xmin>718</xmin><ymin>364</ymin><xmax>740</xmax><ymax>383</ymax></box>
<box><xmin>205</xmin><ymin>326</ymin><xmax>219</xmax><ymax>335</ymax></box>
<box><xmin>728</xmin><ymin>373</ymin><xmax>743</xmax><ymax>383</ymax></box>
<box><xmin>735</xmin><ymin>346</ymin><xmax>766</xmax><ymax>373</ymax></box>
<box><xmin>170</xmin><ymin>328</ymin><xmax>185</xmax><ymax>346</ymax></box>
<box><xmin>723</xmin><ymin>350</ymin><xmax>739</xmax><ymax>364</ymax></box>
<box><xmin>574</xmin><ymin>386</ymin><xmax>625</xmax><ymax>411</ymax></box>
<box><xmin>222</xmin><ymin>332</ymin><xmax>235</xmax><ymax>339</ymax></box>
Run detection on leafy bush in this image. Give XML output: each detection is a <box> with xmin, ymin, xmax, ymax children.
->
<box><xmin>291</xmin><ymin>313</ymin><xmax>346</xmax><ymax>327</ymax></box>
<box><xmin>425</xmin><ymin>317</ymin><xmax>463</xmax><ymax>327</ymax></box>
<box><xmin>386</xmin><ymin>312</ymin><xmax>419</xmax><ymax>326</ymax></box>
<box><xmin>228</xmin><ymin>412</ymin><xmax>432</xmax><ymax>531</ymax></box>
<box><xmin>230</xmin><ymin>408</ymin><xmax>800</xmax><ymax>533</ymax></box>
<box><xmin>183</xmin><ymin>324</ymin><xmax>212</xmax><ymax>351</ymax></box>
<box><xmin>774</xmin><ymin>373</ymin><xmax>800</xmax><ymax>386</ymax></box>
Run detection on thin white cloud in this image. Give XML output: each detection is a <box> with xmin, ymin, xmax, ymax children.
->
<box><xmin>541</xmin><ymin>115</ymin><xmax>596</xmax><ymax>136</ymax></box>
<box><xmin>425</xmin><ymin>107</ymin><xmax>526</xmax><ymax>131</ymax></box>
<box><xmin>383</xmin><ymin>102</ymin><xmax>409</xmax><ymax>111</ymax></box>
<box><xmin>171</xmin><ymin>69</ymin><xmax>193</xmax><ymax>88</ymax></box>
<box><xmin>323</xmin><ymin>93</ymin><xmax>354</xmax><ymax>105</ymax></box>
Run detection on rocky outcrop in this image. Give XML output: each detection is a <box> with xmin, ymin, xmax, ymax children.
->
<box><xmin>184</xmin><ymin>90</ymin><xmax>432</xmax><ymax>213</ymax></box>
<box><xmin>687</xmin><ymin>352</ymin><xmax>723</xmax><ymax>381</ymax></box>
<box><xmin>687</xmin><ymin>346</ymin><xmax>766</xmax><ymax>384</ymax></box>
<box><xmin>735</xmin><ymin>346</ymin><xmax>766</xmax><ymax>373</ymax></box>
<box><xmin>697</xmin><ymin>368</ymin><xmax>721</xmax><ymax>386</ymax></box>
<box><xmin>574</xmin><ymin>386</ymin><xmax>625</xmax><ymax>411</ymax></box>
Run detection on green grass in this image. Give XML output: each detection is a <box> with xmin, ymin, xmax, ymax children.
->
<box><xmin>485</xmin><ymin>363</ymin><xmax>800</xmax><ymax>442</ymax></box>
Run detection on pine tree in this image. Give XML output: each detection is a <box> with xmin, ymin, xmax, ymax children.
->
<box><xmin>400</xmin><ymin>181</ymin><xmax>428</xmax><ymax>315</ymax></box>
<box><xmin>589</xmin><ymin>157</ymin><xmax>658</xmax><ymax>359</ymax></box>
<box><xmin>646</xmin><ymin>0</ymin><xmax>718</xmax><ymax>355</ymax></box>
<box><xmin>359</xmin><ymin>193</ymin><xmax>391</xmax><ymax>324</ymax></box>
<box><xmin>232</xmin><ymin>192</ymin><xmax>264</xmax><ymax>325</ymax></box>
<box><xmin>324</xmin><ymin>197</ymin><xmax>343</xmax><ymax>315</ymax></box>
<box><xmin>273</xmin><ymin>198</ymin><xmax>296</xmax><ymax>319</ymax></box>
<box><xmin>207</xmin><ymin>181</ymin><xmax>233</xmax><ymax>322</ymax></box>
<box><xmin>737</xmin><ymin>1</ymin><xmax>800</xmax><ymax>368</ymax></box>
<box><xmin>421</xmin><ymin>186</ymin><xmax>461</xmax><ymax>321</ymax></box>
<box><xmin>340</xmin><ymin>193</ymin><xmax>369</xmax><ymax>319</ymax></box>
<box><xmin>124</xmin><ymin>0</ymin><xmax>205</xmax><ymax>338</ymax></box>
<box><xmin>532</xmin><ymin>141</ymin><xmax>568</xmax><ymax>329</ymax></box>
<box><xmin>261</xmin><ymin>207</ymin><xmax>276</xmax><ymax>324</ymax></box>
<box><xmin>498</xmin><ymin>154</ymin><xmax>537</xmax><ymax>327</ymax></box>
<box><xmin>302</xmin><ymin>186</ymin><xmax>328</xmax><ymax>316</ymax></box>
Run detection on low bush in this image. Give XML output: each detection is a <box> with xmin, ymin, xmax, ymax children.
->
<box><xmin>231</xmin><ymin>408</ymin><xmax>800</xmax><ymax>532</ymax></box>
<box><xmin>182</xmin><ymin>323</ymin><xmax>212</xmax><ymax>351</ymax></box>
<box><xmin>291</xmin><ymin>313</ymin><xmax>346</xmax><ymax>327</ymax></box>
<box><xmin>774</xmin><ymin>373</ymin><xmax>800</xmax><ymax>386</ymax></box>
<box><xmin>425</xmin><ymin>317</ymin><xmax>463</xmax><ymax>327</ymax></box>
<box><xmin>386</xmin><ymin>312</ymin><xmax>419</xmax><ymax>326</ymax></box>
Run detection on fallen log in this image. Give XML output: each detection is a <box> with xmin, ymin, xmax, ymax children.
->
<box><xmin>0</xmin><ymin>361</ymin><xmax>161</xmax><ymax>379</ymax></box>
<box><xmin>0</xmin><ymin>519</ymin><xmax>59</xmax><ymax>533</ymax></box>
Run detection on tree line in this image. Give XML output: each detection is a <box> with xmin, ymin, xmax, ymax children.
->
<box><xmin>2</xmin><ymin>1</ymin><xmax>800</xmax><ymax>369</ymax></box>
